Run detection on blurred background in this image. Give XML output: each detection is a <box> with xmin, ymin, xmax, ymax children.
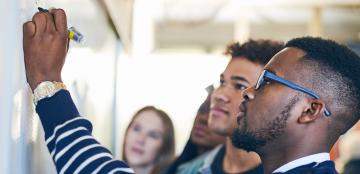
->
<box><xmin>0</xmin><ymin>0</ymin><xmax>360</xmax><ymax>173</ymax></box>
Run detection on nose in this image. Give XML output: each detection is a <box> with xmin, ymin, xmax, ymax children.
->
<box><xmin>243</xmin><ymin>86</ymin><xmax>256</xmax><ymax>101</ymax></box>
<box><xmin>135</xmin><ymin>132</ymin><xmax>146</xmax><ymax>145</ymax></box>
<box><xmin>212</xmin><ymin>87</ymin><xmax>230</xmax><ymax>103</ymax></box>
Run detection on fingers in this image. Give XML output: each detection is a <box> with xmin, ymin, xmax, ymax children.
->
<box><xmin>32</xmin><ymin>11</ymin><xmax>56</xmax><ymax>34</ymax></box>
<box><xmin>31</xmin><ymin>8</ymin><xmax>66</xmax><ymax>35</ymax></box>
<box><xmin>49</xmin><ymin>8</ymin><xmax>67</xmax><ymax>34</ymax></box>
<box><xmin>23</xmin><ymin>21</ymin><xmax>36</xmax><ymax>38</ymax></box>
<box><xmin>32</xmin><ymin>12</ymin><xmax>47</xmax><ymax>33</ymax></box>
<box><xmin>44</xmin><ymin>11</ymin><xmax>56</xmax><ymax>31</ymax></box>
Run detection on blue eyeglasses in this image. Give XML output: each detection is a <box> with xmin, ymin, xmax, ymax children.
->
<box><xmin>255</xmin><ymin>70</ymin><xmax>331</xmax><ymax>117</ymax></box>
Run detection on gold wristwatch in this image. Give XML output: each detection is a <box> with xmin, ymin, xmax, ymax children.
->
<box><xmin>33</xmin><ymin>81</ymin><xmax>67</xmax><ymax>106</ymax></box>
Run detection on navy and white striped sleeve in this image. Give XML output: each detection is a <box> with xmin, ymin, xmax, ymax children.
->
<box><xmin>35</xmin><ymin>90</ymin><xmax>134</xmax><ymax>174</ymax></box>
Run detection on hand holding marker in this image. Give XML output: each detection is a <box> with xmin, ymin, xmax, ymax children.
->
<box><xmin>38</xmin><ymin>7</ymin><xmax>85</xmax><ymax>44</ymax></box>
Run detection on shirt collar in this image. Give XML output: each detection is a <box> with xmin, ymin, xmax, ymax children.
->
<box><xmin>272</xmin><ymin>153</ymin><xmax>330</xmax><ymax>173</ymax></box>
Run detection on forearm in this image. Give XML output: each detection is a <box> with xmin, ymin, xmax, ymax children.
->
<box><xmin>36</xmin><ymin>90</ymin><xmax>134</xmax><ymax>174</ymax></box>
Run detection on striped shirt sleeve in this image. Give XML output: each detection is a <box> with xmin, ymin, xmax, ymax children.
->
<box><xmin>35</xmin><ymin>90</ymin><xmax>134</xmax><ymax>174</ymax></box>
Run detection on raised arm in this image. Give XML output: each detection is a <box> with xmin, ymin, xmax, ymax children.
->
<box><xmin>23</xmin><ymin>8</ymin><xmax>133</xmax><ymax>174</ymax></box>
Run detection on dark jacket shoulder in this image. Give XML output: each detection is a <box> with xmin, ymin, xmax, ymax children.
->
<box><xmin>275</xmin><ymin>161</ymin><xmax>337</xmax><ymax>174</ymax></box>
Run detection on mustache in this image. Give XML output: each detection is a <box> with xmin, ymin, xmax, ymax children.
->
<box><xmin>239</xmin><ymin>100</ymin><xmax>248</xmax><ymax>113</ymax></box>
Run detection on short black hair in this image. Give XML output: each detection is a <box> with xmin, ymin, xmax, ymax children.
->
<box><xmin>286</xmin><ymin>36</ymin><xmax>360</xmax><ymax>135</ymax></box>
<box><xmin>225</xmin><ymin>39</ymin><xmax>284</xmax><ymax>65</ymax></box>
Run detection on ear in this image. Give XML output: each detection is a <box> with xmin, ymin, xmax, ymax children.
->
<box><xmin>298</xmin><ymin>99</ymin><xmax>325</xmax><ymax>124</ymax></box>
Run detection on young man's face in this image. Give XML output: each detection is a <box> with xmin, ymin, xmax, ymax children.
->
<box><xmin>209</xmin><ymin>58</ymin><xmax>263</xmax><ymax>136</ymax></box>
<box><xmin>190</xmin><ymin>109</ymin><xmax>226</xmax><ymax>148</ymax></box>
<box><xmin>232</xmin><ymin>48</ymin><xmax>307</xmax><ymax>152</ymax></box>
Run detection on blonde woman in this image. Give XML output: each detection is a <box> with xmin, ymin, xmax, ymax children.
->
<box><xmin>123</xmin><ymin>106</ymin><xmax>175</xmax><ymax>174</ymax></box>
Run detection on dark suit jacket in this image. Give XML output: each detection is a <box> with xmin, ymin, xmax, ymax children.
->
<box><xmin>273</xmin><ymin>161</ymin><xmax>337</xmax><ymax>174</ymax></box>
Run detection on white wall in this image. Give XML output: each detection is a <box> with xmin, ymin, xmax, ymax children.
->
<box><xmin>0</xmin><ymin>0</ymin><xmax>118</xmax><ymax>173</ymax></box>
<box><xmin>115</xmin><ymin>53</ymin><xmax>229</xmax><ymax>156</ymax></box>
<box><xmin>0</xmin><ymin>0</ymin><xmax>26</xmax><ymax>173</ymax></box>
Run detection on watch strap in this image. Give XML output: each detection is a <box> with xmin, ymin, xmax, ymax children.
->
<box><xmin>33</xmin><ymin>81</ymin><xmax>67</xmax><ymax>106</ymax></box>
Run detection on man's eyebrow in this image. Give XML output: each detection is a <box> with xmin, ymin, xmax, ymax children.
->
<box><xmin>231</xmin><ymin>76</ymin><xmax>249</xmax><ymax>84</ymax></box>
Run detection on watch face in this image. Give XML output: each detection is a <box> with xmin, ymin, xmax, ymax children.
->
<box><xmin>37</xmin><ymin>81</ymin><xmax>55</xmax><ymax>95</ymax></box>
<box><xmin>33</xmin><ymin>81</ymin><xmax>66</xmax><ymax>105</ymax></box>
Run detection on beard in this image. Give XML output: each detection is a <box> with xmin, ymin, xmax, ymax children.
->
<box><xmin>231</xmin><ymin>96</ymin><xmax>299</xmax><ymax>152</ymax></box>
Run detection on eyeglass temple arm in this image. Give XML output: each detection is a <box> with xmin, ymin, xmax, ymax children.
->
<box><xmin>265</xmin><ymin>72</ymin><xmax>331</xmax><ymax>117</ymax></box>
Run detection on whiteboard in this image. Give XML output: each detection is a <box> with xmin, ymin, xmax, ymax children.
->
<box><xmin>0</xmin><ymin>0</ymin><xmax>57</xmax><ymax>173</ymax></box>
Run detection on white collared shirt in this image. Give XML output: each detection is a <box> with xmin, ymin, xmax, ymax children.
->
<box><xmin>272</xmin><ymin>153</ymin><xmax>330</xmax><ymax>173</ymax></box>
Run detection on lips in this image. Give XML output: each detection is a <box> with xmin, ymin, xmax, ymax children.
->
<box><xmin>131</xmin><ymin>146</ymin><xmax>144</xmax><ymax>155</ymax></box>
<box><xmin>210</xmin><ymin>106</ymin><xmax>229</xmax><ymax>116</ymax></box>
<box><xmin>237</xmin><ymin>112</ymin><xmax>245</xmax><ymax>125</ymax></box>
<box><xmin>237</xmin><ymin>102</ymin><xmax>247</xmax><ymax>125</ymax></box>
<box><xmin>193</xmin><ymin>125</ymin><xmax>207</xmax><ymax>137</ymax></box>
<box><xmin>239</xmin><ymin>101</ymin><xmax>247</xmax><ymax>113</ymax></box>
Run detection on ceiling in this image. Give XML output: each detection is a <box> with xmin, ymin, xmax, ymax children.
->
<box><xmin>51</xmin><ymin>0</ymin><xmax>360</xmax><ymax>53</ymax></box>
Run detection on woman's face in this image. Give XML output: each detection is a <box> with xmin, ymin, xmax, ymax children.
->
<box><xmin>125</xmin><ymin>110</ymin><xmax>165</xmax><ymax>167</ymax></box>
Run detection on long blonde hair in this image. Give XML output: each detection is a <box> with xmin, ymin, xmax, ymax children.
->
<box><xmin>122</xmin><ymin>106</ymin><xmax>175</xmax><ymax>174</ymax></box>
